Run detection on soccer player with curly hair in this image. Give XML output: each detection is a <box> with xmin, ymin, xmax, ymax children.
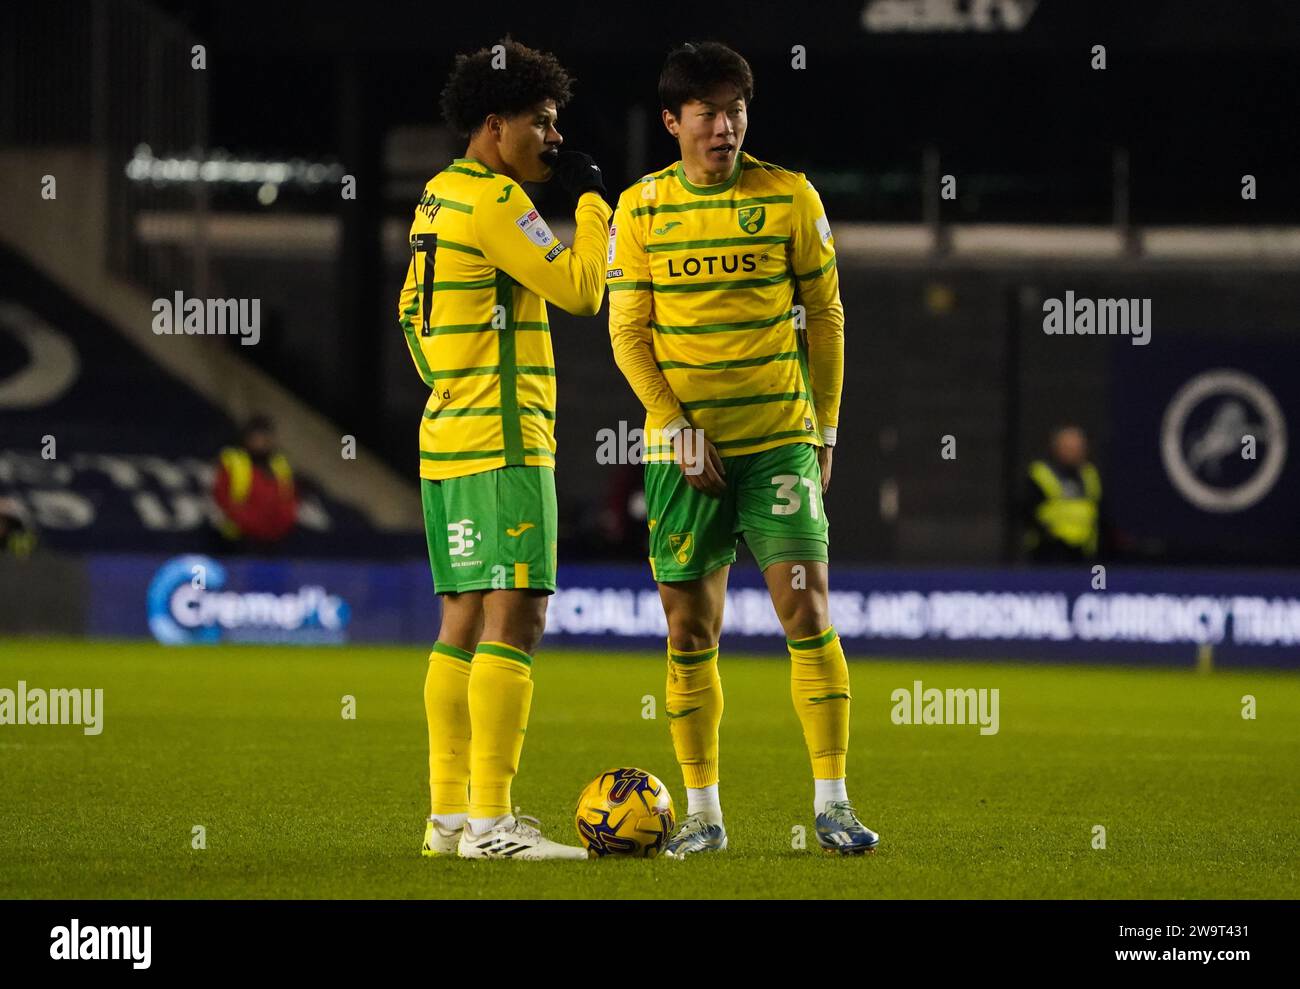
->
<box><xmin>401</xmin><ymin>39</ymin><xmax>610</xmax><ymax>861</ymax></box>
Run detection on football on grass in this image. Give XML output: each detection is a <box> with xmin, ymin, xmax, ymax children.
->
<box><xmin>575</xmin><ymin>768</ymin><xmax>675</xmax><ymax>858</ymax></box>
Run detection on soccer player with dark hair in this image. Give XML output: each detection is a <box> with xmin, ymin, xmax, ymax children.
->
<box><xmin>401</xmin><ymin>38</ymin><xmax>611</xmax><ymax>860</ymax></box>
<box><xmin>608</xmin><ymin>41</ymin><xmax>879</xmax><ymax>856</ymax></box>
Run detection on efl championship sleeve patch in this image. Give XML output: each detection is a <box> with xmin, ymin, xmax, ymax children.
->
<box><xmin>607</xmin><ymin>224</ymin><xmax>618</xmax><ymax>263</ymax></box>
<box><xmin>515</xmin><ymin>208</ymin><xmax>556</xmax><ymax>247</ymax></box>
<box><xmin>815</xmin><ymin>215</ymin><xmax>832</xmax><ymax>245</ymax></box>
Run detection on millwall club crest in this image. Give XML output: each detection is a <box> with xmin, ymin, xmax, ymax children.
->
<box><xmin>668</xmin><ymin>532</ymin><xmax>694</xmax><ymax>565</ymax></box>
<box><xmin>1160</xmin><ymin>369</ymin><xmax>1287</xmax><ymax>512</ymax></box>
<box><xmin>737</xmin><ymin>206</ymin><xmax>766</xmax><ymax>234</ymax></box>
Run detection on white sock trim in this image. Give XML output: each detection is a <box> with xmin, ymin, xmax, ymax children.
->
<box><xmin>686</xmin><ymin>783</ymin><xmax>723</xmax><ymax>823</ymax></box>
<box><xmin>814</xmin><ymin>778</ymin><xmax>848</xmax><ymax>815</ymax></box>
<box><xmin>467</xmin><ymin>813</ymin><xmax>511</xmax><ymax>835</ymax></box>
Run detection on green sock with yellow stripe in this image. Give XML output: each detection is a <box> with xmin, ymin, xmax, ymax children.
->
<box><xmin>788</xmin><ymin>626</ymin><xmax>851</xmax><ymax>780</ymax></box>
<box><xmin>467</xmin><ymin>640</ymin><xmax>534</xmax><ymax>819</ymax></box>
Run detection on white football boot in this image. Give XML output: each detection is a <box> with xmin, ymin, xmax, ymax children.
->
<box><xmin>457</xmin><ymin>810</ymin><xmax>589</xmax><ymax>861</ymax></box>
<box><xmin>421</xmin><ymin>817</ymin><xmax>463</xmax><ymax>857</ymax></box>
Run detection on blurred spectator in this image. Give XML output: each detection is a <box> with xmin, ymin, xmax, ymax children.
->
<box><xmin>0</xmin><ymin>496</ymin><xmax>36</xmax><ymax>558</ymax></box>
<box><xmin>599</xmin><ymin>463</ymin><xmax>648</xmax><ymax>557</ymax></box>
<box><xmin>1022</xmin><ymin>424</ymin><xmax>1105</xmax><ymax>564</ymax></box>
<box><xmin>212</xmin><ymin>415</ymin><xmax>298</xmax><ymax>548</ymax></box>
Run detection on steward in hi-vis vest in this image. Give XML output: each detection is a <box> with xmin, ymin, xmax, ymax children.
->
<box><xmin>1023</xmin><ymin>425</ymin><xmax>1102</xmax><ymax>562</ymax></box>
<box><xmin>212</xmin><ymin>417</ymin><xmax>298</xmax><ymax>544</ymax></box>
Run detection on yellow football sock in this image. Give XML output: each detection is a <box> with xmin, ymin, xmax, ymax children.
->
<box><xmin>666</xmin><ymin>641</ymin><xmax>723</xmax><ymax>789</ymax></box>
<box><xmin>467</xmin><ymin>641</ymin><xmax>534</xmax><ymax>818</ymax></box>
<box><xmin>425</xmin><ymin>641</ymin><xmax>474</xmax><ymax>816</ymax></box>
<box><xmin>788</xmin><ymin>626</ymin><xmax>851</xmax><ymax>779</ymax></box>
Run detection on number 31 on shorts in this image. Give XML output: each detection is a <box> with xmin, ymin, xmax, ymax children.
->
<box><xmin>770</xmin><ymin>474</ymin><xmax>821</xmax><ymax>519</ymax></box>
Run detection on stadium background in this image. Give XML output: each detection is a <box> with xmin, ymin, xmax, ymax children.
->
<box><xmin>2</xmin><ymin>0</ymin><xmax>1300</xmax><ymax>907</ymax></box>
<box><xmin>3</xmin><ymin>0</ymin><xmax>1299</xmax><ymax>661</ymax></box>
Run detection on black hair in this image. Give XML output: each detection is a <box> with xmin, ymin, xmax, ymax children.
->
<box><xmin>658</xmin><ymin>41</ymin><xmax>754</xmax><ymax>121</ymax></box>
<box><xmin>439</xmin><ymin>37</ymin><xmax>575</xmax><ymax>138</ymax></box>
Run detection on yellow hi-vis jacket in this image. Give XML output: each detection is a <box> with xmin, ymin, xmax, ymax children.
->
<box><xmin>1028</xmin><ymin>460</ymin><xmax>1101</xmax><ymax>555</ymax></box>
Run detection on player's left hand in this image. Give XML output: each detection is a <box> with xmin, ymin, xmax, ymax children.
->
<box><xmin>817</xmin><ymin>445</ymin><xmax>833</xmax><ymax>494</ymax></box>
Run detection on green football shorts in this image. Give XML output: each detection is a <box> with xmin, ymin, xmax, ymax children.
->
<box><xmin>644</xmin><ymin>441</ymin><xmax>829</xmax><ymax>582</ymax></box>
<box><xmin>421</xmin><ymin>465</ymin><xmax>557</xmax><ymax>594</ymax></box>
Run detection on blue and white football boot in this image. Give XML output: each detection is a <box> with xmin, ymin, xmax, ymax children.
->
<box><xmin>814</xmin><ymin>800</ymin><xmax>880</xmax><ymax>855</ymax></box>
<box><xmin>662</xmin><ymin>812</ymin><xmax>728</xmax><ymax>859</ymax></box>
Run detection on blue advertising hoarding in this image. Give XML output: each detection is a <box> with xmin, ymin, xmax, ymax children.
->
<box><xmin>82</xmin><ymin>554</ymin><xmax>1300</xmax><ymax>668</ymax></box>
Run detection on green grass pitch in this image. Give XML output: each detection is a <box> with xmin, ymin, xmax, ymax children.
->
<box><xmin>1</xmin><ymin>638</ymin><xmax>1296</xmax><ymax>899</ymax></box>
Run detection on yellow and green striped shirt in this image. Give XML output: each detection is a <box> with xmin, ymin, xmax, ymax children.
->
<box><xmin>398</xmin><ymin>157</ymin><xmax>612</xmax><ymax>480</ymax></box>
<box><xmin>608</xmin><ymin>151</ymin><xmax>844</xmax><ymax>460</ymax></box>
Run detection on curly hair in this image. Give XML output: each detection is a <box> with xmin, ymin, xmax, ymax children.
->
<box><xmin>658</xmin><ymin>41</ymin><xmax>754</xmax><ymax>121</ymax></box>
<box><xmin>439</xmin><ymin>38</ymin><xmax>575</xmax><ymax>138</ymax></box>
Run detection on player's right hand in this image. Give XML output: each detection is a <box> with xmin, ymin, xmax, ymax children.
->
<box><xmin>674</xmin><ymin>430</ymin><xmax>726</xmax><ymax>497</ymax></box>
<box><xmin>544</xmin><ymin>150</ymin><xmax>607</xmax><ymax>203</ymax></box>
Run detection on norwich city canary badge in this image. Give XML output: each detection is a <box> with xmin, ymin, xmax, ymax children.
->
<box><xmin>668</xmin><ymin>532</ymin><xmax>695</xmax><ymax>565</ymax></box>
<box><xmin>737</xmin><ymin>205</ymin><xmax>766</xmax><ymax>234</ymax></box>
